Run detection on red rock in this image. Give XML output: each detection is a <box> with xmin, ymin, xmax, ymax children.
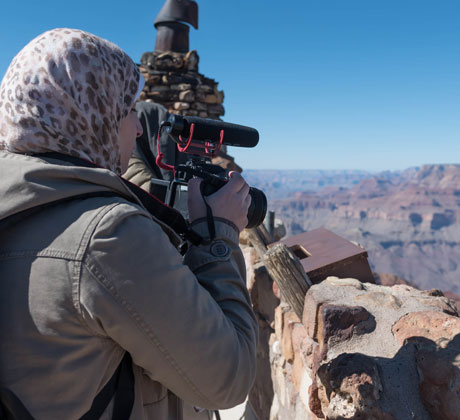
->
<box><xmin>317</xmin><ymin>304</ymin><xmax>373</xmax><ymax>353</ymax></box>
<box><xmin>302</xmin><ymin>291</ymin><xmax>323</xmax><ymax>340</ymax></box>
<box><xmin>281</xmin><ymin>312</ymin><xmax>300</xmax><ymax>363</ymax></box>
<box><xmin>316</xmin><ymin>353</ymin><xmax>396</xmax><ymax>420</ymax></box>
<box><xmin>392</xmin><ymin>311</ymin><xmax>460</xmax><ymax>344</ymax></box>
<box><xmin>291</xmin><ymin>323</ymin><xmax>317</xmax><ymax>370</ymax></box>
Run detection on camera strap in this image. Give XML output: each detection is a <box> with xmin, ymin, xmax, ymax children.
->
<box><xmin>199</xmin><ymin>183</ymin><xmax>216</xmax><ymax>241</ymax></box>
<box><xmin>30</xmin><ymin>153</ymin><xmax>204</xmax><ymax>247</ymax></box>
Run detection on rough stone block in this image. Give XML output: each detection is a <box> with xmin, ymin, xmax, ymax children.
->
<box><xmin>392</xmin><ymin>310</ymin><xmax>460</xmax><ymax>344</ymax></box>
<box><xmin>154</xmin><ymin>52</ymin><xmax>185</xmax><ymax>70</ymax></box>
<box><xmin>207</xmin><ymin>104</ymin><xmax>225</xmax><ymax>115</ymax></box>
<box><xmin>178</xmin><ymin>89</ymin><xmax>195</xmax><ymax>102</ymax></box>
<box><xmin>196</xmin><ymin>84</ymin><xmax>214</xmax><ymax>93</ymax></box>
<box><xmin>281</xmin><ymin>312</ymin><xmax>300</xmax><ymax>363</ymax></box>
<box><xmin>317</xmin><ymin>304</ymin><xmax>373</xmax><ymax>351</ymax></box>
<box><xmin>302</xmin><ymin>291</ymin><xmax>323</xmax><ymax>341</ymax></box>
<box><xmin>173</xmin><ymin>102</ymin><xmax>190</xmax><ymax>111</ymax></box>
<box><xmin>316</xmin><ymin>353</ymin><xmax>396</xmax><ymax>420</ymax></box>
<box><xmin>415</xmin><ymin>335</ymin><xmax>460</xmax><ymax>420</ymax></box>
<box><xmin>193</xmin><ymin>102</ymin><xmax>208</xmax><ymax>111</ymax></box>
<box><xmin>171</xmin><ymin>83</ymin><xmax>193</xmax><ymax>91</ymax></box>
<box><xmin>274</xmin><ymin>306</ymin><xmax>284</xmax><ymax>342</ymax></box>
<box><xmin>292</xmin><ymin>323</ymin><xmax>317</xmax><ymax>370</ymax></box>
<box><xmin>204</xmin><ymin>94</ymin><xmax>218</xmax><ymax>104</ymax></box>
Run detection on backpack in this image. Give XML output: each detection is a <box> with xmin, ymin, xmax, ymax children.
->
<box><xmin>0</xmin><ymin>353</ymin><xmax>134</xmax><ymax>420</ymax></box>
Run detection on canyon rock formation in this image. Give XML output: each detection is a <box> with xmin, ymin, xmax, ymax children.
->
<box><xmin>252</xmin><ymin>164</ymin><xmax>460</xmax><ymax>294</ymax></box>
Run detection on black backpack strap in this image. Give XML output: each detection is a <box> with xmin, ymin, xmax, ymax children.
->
<box><xmin>0</xmin><ymin>387</ymin><xmax>34</xmax><ymax>420</ymax></box>
<box><xmin>31</xmin><ymin>152</ymin><xmax>203</xmax><ymax>246</ymax></box>
<box><xmin>80</xmin><ymin>352</ymin><xmax>134</xmax><ymax>420</ymax></box>
<box><xmin>0</xmin><ymin>353</ymin><xmax>134</xmax><ymax>420</ymax></box>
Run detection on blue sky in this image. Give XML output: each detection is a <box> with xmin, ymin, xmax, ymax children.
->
<box><xmin>1</xmin><ymin>0</ymin><xmax>459</xmax><ymax>171</ymax></box>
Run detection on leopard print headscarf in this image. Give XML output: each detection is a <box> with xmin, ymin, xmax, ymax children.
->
<box><xmin>0</xmin><ymin>28</ymin><xmax>143</xmax><ymax>174</ymax></box>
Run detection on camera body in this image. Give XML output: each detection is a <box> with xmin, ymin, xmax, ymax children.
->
<box><xmin>152</xmin><ymin>115</ymin><xmax>267</xmax><ymax>229</ymax></box>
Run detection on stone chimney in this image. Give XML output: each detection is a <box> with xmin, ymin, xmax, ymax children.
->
<box><xmin>138</xmin><ymin>0</ymin><xmax>225</xmax><ymax>120</ymax></box>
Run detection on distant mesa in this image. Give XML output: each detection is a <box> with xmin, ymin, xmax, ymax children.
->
<box><xmin>249</xmin><ymin>163</ymin><xmax>460</xmax><ymax>294</ymax></box>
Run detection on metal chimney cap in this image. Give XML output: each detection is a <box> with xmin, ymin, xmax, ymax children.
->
<box><xmin>154</xmin><ymin>0</ymin><xmax>199</xmax><ymax>30</ymax></box>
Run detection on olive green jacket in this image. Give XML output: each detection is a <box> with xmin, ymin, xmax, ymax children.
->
<box><xmin>0</xmin><ymin>152</ymin><xmax>257</xmax><ymax>419</ymax></box>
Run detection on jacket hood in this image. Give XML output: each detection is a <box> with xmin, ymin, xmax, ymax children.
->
<box><xmin>0</xmin><ymin>151</ymin><xmax>133</xmax><ymax>222</ymax></box>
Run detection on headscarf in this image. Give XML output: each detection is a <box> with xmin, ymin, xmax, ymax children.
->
<box><xmin>0</xmin><ymin>28</ymin><xmax>143</xmax><ymax>174</ymax></box>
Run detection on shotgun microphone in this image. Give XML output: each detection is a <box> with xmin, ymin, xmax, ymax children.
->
<box><xmin>165</xmin><ymin>114</ymin><xmax>259</xmax><ymax>148</ymax></box>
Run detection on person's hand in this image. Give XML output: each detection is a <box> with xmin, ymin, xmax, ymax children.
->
<box><xmin>188</xmin><ymin>172</ymin><xmax>252</xmax><ymax>232</ymax></box>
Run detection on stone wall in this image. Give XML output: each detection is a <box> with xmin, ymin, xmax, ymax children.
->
<box><xmin>243</xmin><ymin>242</ymin><xmax>460</xmax><ymax>420</ymax></box>
<box><xmin>138</xmin><ymin>50</ymin><xmax>224</xmax><ymax>119</ymax></box>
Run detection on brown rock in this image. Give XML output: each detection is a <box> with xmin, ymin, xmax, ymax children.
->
<box><xmin>145</xmin><ymin>74</ymin><xmax>163</xmax><ymax>85</ymax></box>
<box><xmin>392</xmin><ymin>310</ymin><xmax>460</xmax><ymax>344</ymax></box>
<box><xmin>184</xmin><ymin>50</ymin><xmax>199</xmax><ymax>72</ymax></box>
<box><xmin>308</xmin><ymin>382</ymin><xmax>325</xmax><ymax>419</ymax></box>
<box><xmin>196</xmin><ymin>84</ymin><xmax>213</xmax><ymax>93</ymax></box>
<box><xmin>207</xmin><ymin>104</ymin><xmax>225</xmax><ymax>115</ymax></box>
<box><xmin>204</xmin><ymin>94</ymin><xmax>218</xmax><ymax>104</ymax></box>
<box><xmin>171</xmin><ymin>83</ymin><xmax>193</xmax><ymax>91</ymax></box>
<box><xmin>193</xmin><ymin>102</ymin><xmax>208</xmax><ymax>111</ymax></box>
<box><xmin>317</xmin><ymin>304</ymin><xmax>374</xmax><ymax>352</ymax></box>
<box><xmin>317</xmin><ymin>353</ymin><xmax>396</xmax><ymax>420</ymax></box>
<box><xmin>198</xmin><ymin>111</ymin><xmax>208</xmax><ymax>118</ymax></box>
<box><xmin>173</xmin><ymin>102</ymin><xmax>190</xmax><ymax>111</ymax></box>
<box><xmin>292</xmin><ymin>323</ymin><xmax>317</xmax><ymax>370</ymax></box>
<box><xmin>178</xmin><ymin>90</ymin><xmax>195</xmax><ymax>102</ymax></box>
<box><xmin>155</xmin><ymin>52</ymin><xmax>184</xmax><ymax>70</ymax></box>
<box><xmin>303</xmin><ymin>291</ymin><xmax>324</xmax><ymax>340</ymax></box>
<box><xmin>291</xmin><ymin>323</ymin><xmax>309</xmax><ymax>355</ymax></box>
<box><xmin>274</xmin><ymin>305</ymin><xmax>284</xmax><ymax>342</ymax></box>
<box><xmin>281</xmin><ymin>312</ymin><xmax>300</xmax><ymax>363</ymax></box>
<box><xmin>415</xmin><ymin>335</ymin><xmax>460</xmax><ymax>420</ymax></box>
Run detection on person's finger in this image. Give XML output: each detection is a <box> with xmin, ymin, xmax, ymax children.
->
<box><xmin>237</xmin><ymin>182</ymin><xmax>250</xmax><ymax>199</ymax></box>
<box><xmin>225</xmin><ymin>172</ymin><xmax>247</xmax><ymax>193</ymax></box>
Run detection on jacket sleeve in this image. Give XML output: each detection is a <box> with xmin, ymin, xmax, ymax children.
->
<box><xmin>78</xmin><ymin>202</ymin><xmax>258</xmax><ymax>409</ymax></box>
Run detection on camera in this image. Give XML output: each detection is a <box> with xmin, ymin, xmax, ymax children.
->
<box><xmin>151</xmin><ymin>114</ymin><xmax>267</xmax><ymax>229</ymax></box>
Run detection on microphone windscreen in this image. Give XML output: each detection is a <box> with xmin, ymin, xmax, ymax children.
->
<box><xmin>182</xmin><ymin>116</ymin><xmax>259</xmax><ymax>148</ymax></box>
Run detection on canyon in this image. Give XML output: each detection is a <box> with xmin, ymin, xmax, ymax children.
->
<box><xmin>245</xmin><ymin>164</ymin><xmax>460</xmax><ymax>294</ymax></box>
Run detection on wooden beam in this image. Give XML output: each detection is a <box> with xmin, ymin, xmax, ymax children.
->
<box><xmin>263</xmin><ymin>243</ymin><xmax>312</xmax><ymax>319</ymax></box>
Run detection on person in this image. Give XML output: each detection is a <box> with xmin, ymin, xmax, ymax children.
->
<box><xmin>0</xmin><ymin>28</ymin><xmax>257</xmax><ymax>419</ymax></box>
<box><xmin>122</xmin><ymin>101</ymin><xmax>243</xmax><ymax>201</ymax></box>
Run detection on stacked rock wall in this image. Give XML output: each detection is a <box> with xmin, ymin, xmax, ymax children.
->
<box><xmin>138</xmin><ymin>50</ymin><xmax>224</xmax><ymax>119</ymax></box>
<box><xmin>267</xmin><ymin>277</ymin><xmax>460</xmax><ymax>420</ymax></box>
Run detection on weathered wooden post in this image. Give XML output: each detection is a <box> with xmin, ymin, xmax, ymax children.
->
<box><xmin>263</xmin><ymin>243</ymin><xmax>312</xmax><ymax>319</ymax></box>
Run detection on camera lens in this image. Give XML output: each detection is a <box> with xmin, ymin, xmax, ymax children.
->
<box><xmin>246</xmin><ymin>187</ymin><xmax>267</xmax><ymax>229</ymax></box>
